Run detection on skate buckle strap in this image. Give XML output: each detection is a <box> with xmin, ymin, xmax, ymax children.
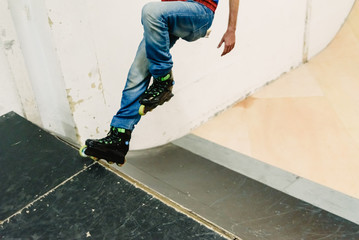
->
<box><xmin>117</xmin><ymin>128</ymin><xmax>126</xmax><ymax>133</ymax></box>
<box><xmin>159</xmin><ymin>73</ymin><xmax>171</xmax><ymax>81</ymax></box>
<box><xmin>98</xmin><ymin>127</ymin><xmax>130</xmax><ymax>144</ymax></box>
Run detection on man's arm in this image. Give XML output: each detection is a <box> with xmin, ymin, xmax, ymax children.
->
<box><xmin>217</xmin><ymin>0</ymin><xmax>239</xmax><ymax>56</ymax></box>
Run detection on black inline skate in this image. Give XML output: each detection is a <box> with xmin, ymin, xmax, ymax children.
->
<box><xmin>79</xmin><ymin>127</ymin><xmax>131</xmax><ymax>166</ymax></box>
<box><xmin>139</xmin><ymin>71</ymin><xmax>174</xmax><ymax>115</ymax></box>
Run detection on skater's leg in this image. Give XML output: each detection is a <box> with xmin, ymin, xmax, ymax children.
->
<box><xmin>137</xmin><ymin>34</ymin><xmax>179</xmax><ymax>115</ymax></box>
<box><xmin>111</xmin><ymin>33</ymin><xmax>180</xmax><ymax>125</ymax></box>
<box><xmin>81</xmin><ymin>40</ymin><xmax>149</xmax><ymax>164</ymax></box>
<box><xmin>138</xmin><ymin>1</ymin><xmax>214</xmax><ymax>115</ymax></box>
<box><xmin>141</xmin><ymin>1</ymin><xmax>214</xmax><ymax>78</ymax></box>
<box><xmin>110</xmin><ymin>38</ymin><xmax>151</xmax><ymax>131</ymax></box>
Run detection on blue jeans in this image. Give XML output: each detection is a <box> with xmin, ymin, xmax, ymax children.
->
<box><xmin>111</xmin><ymin>1</ymin><xmax>214</xmax><ymax>131</ymax></box>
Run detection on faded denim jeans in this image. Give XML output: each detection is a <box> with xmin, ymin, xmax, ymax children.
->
<box><xmin>111</xmin><ymin>0</ymin><xmax>214</xmax><ymax>130</ymax></box>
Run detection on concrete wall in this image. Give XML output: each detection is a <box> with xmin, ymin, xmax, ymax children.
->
<box><xmin>0</xmin><ymin>38</ymin><xmax>22</xmax><ymax>116</ymax></box>
<box><xmin>0</xmin><ymin>0</ymin><xmax>41</xmax><ymax>125</ymax></box>
<box><xmin>0</xmin><ymin>0</ymin><xmax>355</xmax><ymax>149</ymax></box>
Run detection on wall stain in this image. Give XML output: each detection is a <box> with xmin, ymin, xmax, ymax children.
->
<box><xmin>66</xmin><ymin>89</ymin><xmax>84</xmax><ymax>112</ymax></box>
<box><xmin>98</xmin><ymin>81</ymin><xmax>103</xmax><ymax>91</ymax></box>
<box><xmin>96</xmin><ymin>65</ymin><xmax>106</xmax><ymax>104</ymax></box>
<box><xmin>48</xmin><ymin>16</ymin><xmax>54</xmax><ymax>28</ymax></box>
<box><xmin>302</xmin><ymin>0</ymin><xmax>312</xmax><ymax>63</ymax></box>
<box><xmin>235</xmin><ymin>96</ymin><xmax>257</xmax><ymax>109</ymax></box>
<box><xmin>25</xmin><ymin>5</ymin><xmax>31</xmax><ymax>21</ymax></box>
<box><xmin>4</xmin><ymin>40</ymin><xmax>15</xmax><ymax>50</ymax></box>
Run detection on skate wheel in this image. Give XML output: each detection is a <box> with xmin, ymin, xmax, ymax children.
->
<box><xmin>79</xmin><ymin>145</ymin><xmax>99</xmax><ymax>161</ymax></box>
<box><xmin>139</xmin><ymin>105</ymin><xmax>146</xmax><ymax>116</ymax></box>
<box><xmin>116</xmin><ymin>159</ymin><xmax>126</xmax><ymax>167</ymax></box>
<box><xmin>79</xmin><ymin>145</ymin><xmax>88</xmax><ymax>157</ymax></box>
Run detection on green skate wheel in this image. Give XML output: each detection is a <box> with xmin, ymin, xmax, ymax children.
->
<box><xmin>79</xmin><ymin>145</ymin><xmax>88</xmax><ymax>157</ymax></box>
<box><xmin>139</xmin><ymin>105</ymin><xmax>146</xmax><ymax>116</ymax></box>
<box><xmin>79</xmin><ymin>145</ymin><xmax>99</xmax><ymax>161</ymax></box>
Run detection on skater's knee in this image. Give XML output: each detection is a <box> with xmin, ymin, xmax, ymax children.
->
<box><xmin>141</xmin><ymin>2</ymin><xmax>163</xmax><ymax>24</ymax></box>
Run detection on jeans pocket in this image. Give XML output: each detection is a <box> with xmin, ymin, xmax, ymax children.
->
<box><xmin>184</xmin><ymin>21</ymin><xmax>212</xmax><ymax>42</ymax></box>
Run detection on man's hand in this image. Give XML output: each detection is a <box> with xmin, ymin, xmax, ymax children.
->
<box><xmin>218</xmin><ymin>0</ymin><xmax>239</xmax><ymax>56</ymax></box>
<box><xmin>218</xmin><ymin>29</ymin><xmax>236</xmax><ymax>56</ymax></box>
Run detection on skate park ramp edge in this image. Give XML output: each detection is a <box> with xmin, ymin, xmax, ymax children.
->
<box><xmin>1</xmin><ymin>112</ymin><xmax>359</xmax><ymax>239</ymax></box>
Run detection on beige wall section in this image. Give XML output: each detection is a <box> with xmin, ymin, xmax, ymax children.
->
<box><xmin>0</xmin><ymin>0</ymin><xmax>40</xmax><ymax>124</ymax></box>
<box><xmin>193</xmin><ymin>0</ymin><xmax>359</xmax><ymax>200</ymax></box>
<box><xmin>5</xmin><ymin>0</ymin><xmax>77</xmax><ymax>142</ymax></box>
<box><xmin>0</xmin><ymin>0</ymin><xmax>355</xmax><ymax>149</ymax></box>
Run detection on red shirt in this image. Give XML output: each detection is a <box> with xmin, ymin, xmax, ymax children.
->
<box><xmin>161</xmin><ymin>0</ymin><xmax>217</xmax><ymax>12</ymax></box>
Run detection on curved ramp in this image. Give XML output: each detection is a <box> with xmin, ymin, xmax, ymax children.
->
<box><xmin>193</xmin><ymin>0</ymin><xmax>359</xmax><ymax>199</ymax></box>
<box><xmin>190</xmin><ymin>0</ymin><xmax>359</xmax><ymax>227</ymax></box>
<box><xmin>120</xmin><ymin>4</ymin><xmax>359</xmax><ymax>233</ymax></box>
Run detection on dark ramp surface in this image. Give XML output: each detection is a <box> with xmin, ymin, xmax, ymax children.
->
<box><xmin>0</xmin><ymin>112</ymin><xmax>226</xmax><ymax>239</ymax></box>
<box><xmin>125</xmin><ymin>145</ymin><xmax>359</xmax><ymax>240</ymax></box>
<box><xmin>0</xmin><ymin>112</ymin><xmax>92</xmax><ymax>219</ymax></box>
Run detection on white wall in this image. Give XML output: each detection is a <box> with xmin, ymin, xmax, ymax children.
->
<box><xmin>0</xmin><ymin>40</ymin><xmax>22</xmax><ymax>116</ymax></box>
<box><xmin>0</xmin><ymin>0</ymin><xmax>355</xmax><ymax>149</ymax></box>
<box><xmin>307</xmin><ymin>0</ymin><xmax>355</xmax><ymax>59</ymax></box>
<box><xmin>0</xmin><ymin>0</ymin><xmax>40</xmax><ymax>123</ymax></box>
<box><xmin>0</xmin><ymin>1</ymin><xmax>21</xmax><ymax>116</ymax></box>
<box><xmin>5</xmin><ymin>0</ymin><xmax>77</xmax><ymax>141</ymax></box>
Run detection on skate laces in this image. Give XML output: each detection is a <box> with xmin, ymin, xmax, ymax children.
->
<box><xmin>145</xmin><ymin>81</ymin><xmax>166</xmax><ymax>97</ymax></box>
<box><xmin>145</xmin><ymin>75</ymin><xmax>173</xmax><ymax>97</ymax></box>
<box><xmin>99</xmin><ymin>127</ymin><xmax>125</xmax><ymax>144</ymax></box>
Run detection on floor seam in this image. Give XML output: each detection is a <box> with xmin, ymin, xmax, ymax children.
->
<box><xmin>0</xmin><ymin>163</ymin><xmax>96</xmax><ymax>226</ymax></box>
<box><xmin>100</xmin><ymin>161</ymin><xmax>241</xmax><ymax>240</ymax></box>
